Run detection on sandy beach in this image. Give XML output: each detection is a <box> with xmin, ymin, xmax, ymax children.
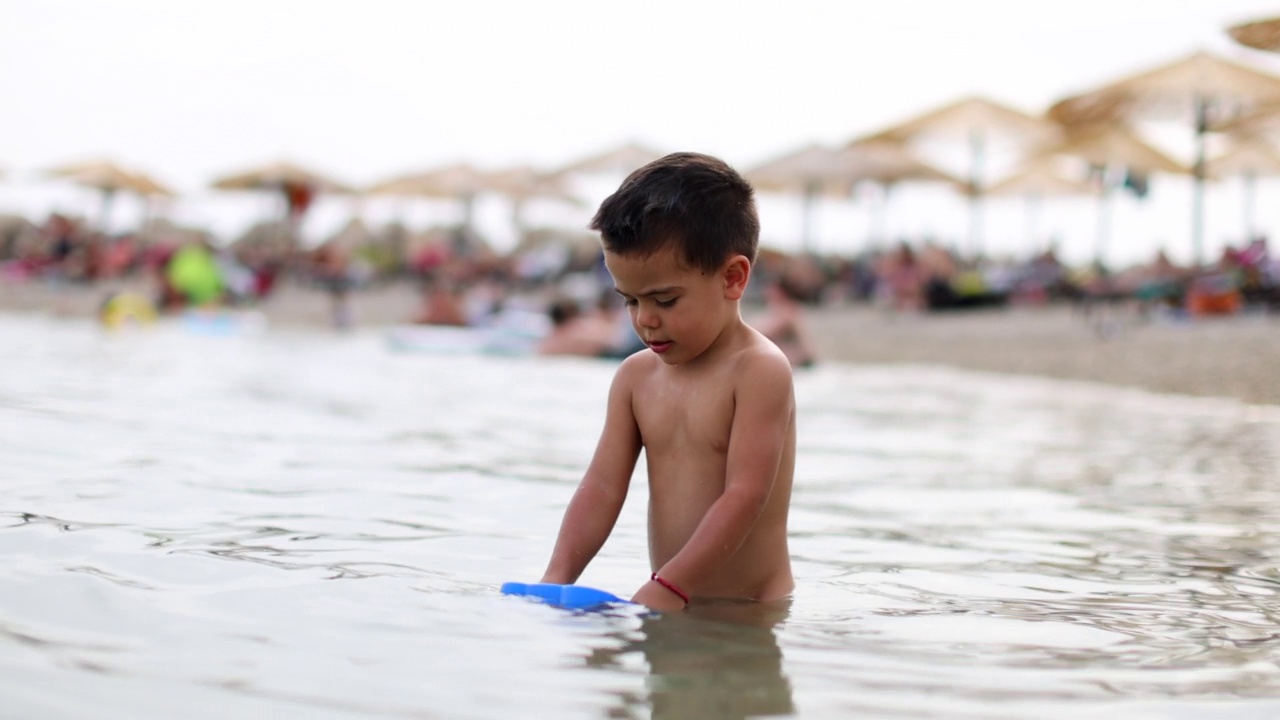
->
<box><xmin>4</xmin><ymin>278</ymin><xmax>1278</xmax><ymax>407</ymax></box>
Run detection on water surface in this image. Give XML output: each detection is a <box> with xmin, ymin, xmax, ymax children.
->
<box><xmin>3</xmin><ymin>314</ymin><xmax>1279</xmax><ymax>719</ymax></box>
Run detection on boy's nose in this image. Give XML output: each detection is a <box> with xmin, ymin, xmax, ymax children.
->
<box><xmin>635</xmin><ymin>306</ymin><xmax>660</xmax><ymax>328</ymax></box>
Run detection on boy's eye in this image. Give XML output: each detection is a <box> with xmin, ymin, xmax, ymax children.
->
<box><xmin>656</xmin><ymin>297</ymin><xmax>678</xmax><ymax>309</ymax></box>
<box><xmin>622</xmin><ymin>297</ymin><xmax>638</xmax><ymax>307</ymax></box>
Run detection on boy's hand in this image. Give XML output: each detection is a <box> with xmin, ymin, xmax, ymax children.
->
<box><xmin>631</xmin><ymin>579</ymin><xmax>688</xmax><ymax>612</ymax></box>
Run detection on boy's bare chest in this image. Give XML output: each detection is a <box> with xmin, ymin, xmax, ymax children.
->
<box><xmin>632</xmin><ymin>374</ymin><xmax>735</xmax><ymax>454</ymax></box>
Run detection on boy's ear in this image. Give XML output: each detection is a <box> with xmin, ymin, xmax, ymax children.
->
<box><xmin>722</xmin><ymin>255</ymin><xmax>751</xmax><ymax>300</ymax></box>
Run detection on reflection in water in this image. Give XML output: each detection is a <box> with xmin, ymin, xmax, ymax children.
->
<box><xmin>584</xmin><ymin>600</ymin><xmax>794</xmax><ymax>720</ymax></box>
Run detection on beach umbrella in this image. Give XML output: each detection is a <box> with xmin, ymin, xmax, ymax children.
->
<box><xmin>555</xmin><ymin>141</ymin><xmax>666</xmax><ymax>176</ymax></box>
<box><xmin>1228</xmin><ymin>16</ymin><xmax>1280</xmax><ymax>52</ymax></box>
<box><xmin>1205</xmin><ymin>133</ymin><xmax>1280</xmax><ymax>238</ymax></box>
<box><xmin>745</xmin><ymin>142</ymin><xmax>959</xmax><ymax>252</ymax></box>
<box><xmin>1047</xmin><ymin>51</ymin><xmax>1280</xmax><ymax>265</ymax></box>
<box><xmin>1041</xmin><ymin>125</ymin><xmax>1188</xmax><ymax>176</ymax></box>
<box><xmin>211</xmin><ymin>159</ymin><xmax>352</xmax><ymax>194</ymax></box>
<box><xmin>484</xmin><ymin>164</ymin><xmax>584</xmax><ymax>236</ymax></box>
<box><xmin>365</xmin><ymin>162</ymin><xmax>492</xmax><ymax>232</ymax></box>
<box><xmin>1213</xmin><ymin>99</ymin><xmax>1280</xmax><ymax>133</ymax></box>
<box><xmin>844</xmin><ymin>139</ymin><xmax>964</xmax><ymax>249</ymax></box>
<box><xmin>985</xmin><ymin>159</ymin><xmax>1095</xmax><ymax>252</ymax></box>
<box><xmin>745</xmin><ymin>144</ymin><xmax>861</xmax><ymax>252</ymax></box>
<box><xmin>211</xmin><ymin>159</ymin><xmax>352</xmax><ymax>229</ymax></box>
<box><xmin>45</xmin><ymin>159</ymin><xmax>174</xmax><ymax>229</ymax></box>
<box><xmin>1032</xmin><ymin>125</ymin><xmax>1187</xmax><ymax>264</ymax></box>
<box><xmin>860</xmin><ymin>96</ymin><xmax>1056</xmax><ymax>257</ymax></box>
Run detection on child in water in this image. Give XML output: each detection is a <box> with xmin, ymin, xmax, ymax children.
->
<box><xmin>539</xmin><ymin>152</ymin><xmax>796</xmax><ymax>611</ymax></box>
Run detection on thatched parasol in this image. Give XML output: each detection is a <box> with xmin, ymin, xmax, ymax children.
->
<box><xmin>1031</xmin><ymin>125</ymin><xmax>1187</xmax><ymax>263</ymax></box>
<box><xmin>211</xmin><ymin>160</ymin><xmax>352</xmax><ymax>252</ymax></box>
<box><xmin>1228</xmin><ymin>16</ymin><xmax>1280</xmax><ymax>53</ymax></box>
<box><xmin>554</xmin><ymin>141</ymin><xmax>666</xmax><ymax>176</ymax></box>
<box><xmin>46</xmin><ymin>159</ymin><xmax>175</xmax><ymax>229</ymax></box>
<box><xmin>745</xmin><ymin>141</ymin><xmax>959</xmax><ymax>251</ymax></box>
<box><xmin>859</xmin><ymin>96</ymin><xmax>1056</xmax><ymax>256</ymax></box>
<box><xmin>1205</xmin><ymin>133</ymin><xmax>1280</xmax><ymax>238</ymax></box>
<box><xmin>1047</xmin><ymin>51</ymin><xmax>1280</xmax><ymax>265</ymax></box>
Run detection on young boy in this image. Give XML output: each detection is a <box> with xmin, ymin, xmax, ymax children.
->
<box><xmin>539</xmin><ymin>152</ymin><xmax>796</xmax><ymax>612</ymax></box>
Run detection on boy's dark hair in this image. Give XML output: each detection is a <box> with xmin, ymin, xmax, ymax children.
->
<box><xmin>589</xmin><ymin>152</ymin><xmax>759</xmax><ymax>274</ymax></box>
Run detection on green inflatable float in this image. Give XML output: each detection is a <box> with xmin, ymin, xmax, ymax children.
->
<box><xmin>166</xmin><ymin>244</ymin><xmax>224</xmax><ymax>306</ymax></box>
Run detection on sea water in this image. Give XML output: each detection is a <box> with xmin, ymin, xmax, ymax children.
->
<box><xmin>2</xmin><ymin>313</ymin><xmax>1279</xmax><ymax>719</ymax></box>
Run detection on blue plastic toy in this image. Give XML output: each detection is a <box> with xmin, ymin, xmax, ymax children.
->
<box><xmin>501</xmin><ymin>582</ymin><xmax>628</xmax><ymax>610</ymax></box>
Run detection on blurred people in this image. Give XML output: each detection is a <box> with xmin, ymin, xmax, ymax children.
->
<box><xmin>1133</xmin><ymin>249</ymin><xmax>1188</xmax><ymax>313</ymax></box>
<box><xmin>536</xmin><ymin>296</ymin><xmax>620</xmax><ymax>358</ymax></box>
<box><xmin>311</xmin><ymin>241</ymin><xmax>356</xmax><ymax>329</ymax></box>
<box><xmin>752</xmin><ymin>279</ymin><xmax>817</xmax><ymax>369</ymax></box>
<box><xmin>412</xmin><ymin>278</ymin><xmax>469</xmax><ymax>326</ymax></box>
<box><xmin>877</xmin><ymin>242</ymin><xmax>926</xmax><ymax>312</ymax></box>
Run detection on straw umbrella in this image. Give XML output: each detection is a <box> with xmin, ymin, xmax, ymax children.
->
<box><xmin>555</xmin><ymin>141</ymin><xmax>666</xmax><ymax>176</ymax></box>
<box><xmin>365</xmin><ymin>163</ymin><xmax>492</xmax><ymax>229</ymax></box>
<box><xmin>1205</xmin><ymin>133</ymin><xmax>1280</xmax><ymax>238</ymax></box>
<box><xmin>859</xmin><ymin>96</ymin><xmax>1056</xmax><ymax>257</ymax></box>
<box><xmin>484</xmin><ymin>164</ymin><xmax>583</xmax><ymax>239</ymax></box>
<box><xmin>745</xmin><ymin>142</ymin><xmax>958</xmax><ymax>252</ymax></box>
<box><xmin>984</xmin><ymin>158</ymin><xmax>1095</xmax><ymax>253</ymax></box>
<box><xmin>1228</xmin><ymin>16</ymin><xmax>1280</xmax><ymax>52</ymax></box>
<box><xmin>211</xmin><ymin>159</ymin><xmax>351</xmax><ymax>196</ymax></box>
<box><xmin>745</xmin><ymin>144</ymin><xmax>860</xmax><ymax>252</ymax></box>
<box><xmin>1032</xmin><ymin>125</ymin><xmax>1188</xmax><ymax>263</ymax></box>
<box><xmin>45</xmin><ymin>159</ymin><xmax>174</xmax><ymax>230</ymax></box>
<box><xmin>1047</xmin><ymin>51</ymin><xmax>1280</xmax><ymax>266</ymax></box>
<box><xmin>843</xmin><ymin>139</ymin><xmax>964</xmax><ymax>249</ymax></box>
<box><xmin>211</xmin><ymin>160</ymin><xmax>352</xmax><ymax>252</ymax></box>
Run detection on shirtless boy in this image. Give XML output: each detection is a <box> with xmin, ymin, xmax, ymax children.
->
<box><xmin>539</xmin><ymin>152</ymin><xmax>796</xmax><ymax>612</ymax></box>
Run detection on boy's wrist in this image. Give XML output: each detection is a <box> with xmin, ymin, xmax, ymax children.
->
<box><xmin>650</xmin><ymin>572</ymin><xmax>690</xmax><ymax>605</ymax></box>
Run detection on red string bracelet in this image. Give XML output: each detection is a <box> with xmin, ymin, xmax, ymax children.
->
<box><xmin>650</xmin><ymin>572</ymin><xmax>690</xmax><ymax>605</ymax></box>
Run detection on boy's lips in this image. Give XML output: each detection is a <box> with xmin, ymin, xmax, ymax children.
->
<box><xmin>647</xmin><ymin>340</ymin><xmax>673</xmax><ymax>354</ymax></box>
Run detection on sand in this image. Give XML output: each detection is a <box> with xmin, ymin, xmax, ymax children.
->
<box><xmin>4</xmin><ymin>278</ymin><xmax>1278</xmax><ymax>406</ymax></box>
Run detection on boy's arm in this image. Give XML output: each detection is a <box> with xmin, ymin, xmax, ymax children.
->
<box><xmin>633</xmin><ymin>353</ymin><xmax>793</xmax><ymax>608</ymax></box>
<box><xmin>540</xmin><ymin>361</ymin><xmax>642</xmax><ymax>585</ymax></box>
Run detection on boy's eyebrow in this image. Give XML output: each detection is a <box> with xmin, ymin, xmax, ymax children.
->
<box><xmin>614</xmin><ymin>286</ymin><xmax>681</xmax><ymax>297</ymax></box>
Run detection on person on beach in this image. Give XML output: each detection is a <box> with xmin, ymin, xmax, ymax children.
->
<box><xmin>539</xmin><ymin>152</ymin><xmax>797</xmax><ymax>612</ymax></box>
<box><xmin>535</xmin><ymin>296</ymin><xmax>618</xmax><ymax>357</ymax></box>
<box><xmin>752</xmin><ymin>277</ymin><xmax>818</xmax><ymax>369</ymax></box>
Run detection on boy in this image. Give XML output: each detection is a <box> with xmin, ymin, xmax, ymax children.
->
<box><xmin>539</xmin><ymin>152</ymin><xmax>796</xmax><ymax>612</ymax></box>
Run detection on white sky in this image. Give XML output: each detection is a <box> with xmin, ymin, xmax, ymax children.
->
<box><xmin>4</xmin><ymin>0</ymin><xmax>1280</xmax><ymax>264</ymax></box>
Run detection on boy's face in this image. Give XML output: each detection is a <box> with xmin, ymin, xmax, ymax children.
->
<box><xmin>604</xmin><ymin>245</ymin><xmax>744</xmax><ymax>366</ymax></box>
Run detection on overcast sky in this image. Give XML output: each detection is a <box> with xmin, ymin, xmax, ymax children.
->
<box><xmin>4</xmin><ymin>0</ymin><xmax>1280</xmax><ymax>261</ymax></box>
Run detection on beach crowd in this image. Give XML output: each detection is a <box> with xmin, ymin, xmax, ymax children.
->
<box><xmin>2</xmin><ymin>209</ymin><xmax>1279</xmax><ymax>366</ymax></box>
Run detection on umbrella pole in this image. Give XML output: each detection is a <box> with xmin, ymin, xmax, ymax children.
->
<box><xmin>1192</xmin><ymin>95</ymin><xmax>1208</xmax><ymax>268</ymax></box>
<box><xmin>802</xmin><ymin>182</ymin><xmax>818</xmax><ymax>253</ymax></box>
<box><xmin>511</xmin><ymin>198</ymin><xmax>527</xmax><ymax>241</ymax></box>
<box><xmin>969</xmin><ymin>131</ymin><xmax>985</xmax><ymax>260</ymax></box>
<box><xmin>99</xmin><ymin>189</ymin><xmax>116</xmax><ymax>233</ymax></box>
<box><xmin>1243</xmin><ymin>169</ymin><xmax>1257</xmax><ymax>240</ymax></box>
<box><xmin>1095</xmin><ymin>184</ymin><xmax>1113</xmax><ymax>267</ymax></box>
<box><xmin>1024</xmin><ymin>192</ymin><xmax>1042</xmax><ymax>253</ymax></box>
<box><xmin>876</xmin><ymin>184</ymin><xmax>894</xmax><ymax>252</ymax></box>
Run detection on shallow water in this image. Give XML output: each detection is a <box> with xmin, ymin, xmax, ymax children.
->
<box><xmin>3</xmin><ymin>313</ymin><xmax>1280</xmax><ymax>719</ymax></box>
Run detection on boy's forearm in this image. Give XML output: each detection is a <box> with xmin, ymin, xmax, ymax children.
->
<box><xmin>540</xmin><ymin>482</ymin><xmax>625</xmax><ymax>584</ymax></box>
<box><xmin>653</xmin><ymin>487</ymin><xmax>767</xmax><ymax>592</ymax></box>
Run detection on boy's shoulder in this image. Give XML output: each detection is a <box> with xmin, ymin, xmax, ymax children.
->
<box><xmin>732</xmin><ymin>329</ymin><xmax>795</xmax><ymax>384</ymax></box>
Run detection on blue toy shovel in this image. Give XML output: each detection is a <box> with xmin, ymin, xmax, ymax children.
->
<box><xmin>501</xmin><ymin>582</ymin><xmax>629</xmax><ymax>610</ymax></box>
